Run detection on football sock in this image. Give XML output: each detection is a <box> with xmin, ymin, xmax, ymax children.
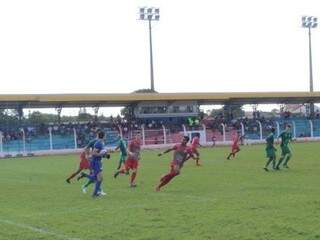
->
<box><xmin>130</xmin><ymin>172</ymin><xmax>137</xmax><ymax>184</ymax></box>
<box><xmin>93</xmin><ymin>181</ymin><xmax>102</xmax><ymax>196</ymax></box>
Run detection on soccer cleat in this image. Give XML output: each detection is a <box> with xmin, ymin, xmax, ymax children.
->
<box><xmin>130</xmin><ymin>183</ymin><xmax>137</xmax><ymax>188</ymax></box>
<box><xmin>92</xmin><ymin>193</ymin><xmax>101</xmax><ymax>198</ymax></box>
<box><xmin>99</xmin><ymin>191</ymin><xmax>107</xmax><ymax>196</ymax></box>
<box><xmin>263</xmin><ymin>167</ymin><xmax>269</xmax><ymax>172</ymax></box>
<box><xmin>66</xmin><ymin>179</ymin><xmax>71</xmax><ymax>184</ymax></box>
<box><xmin>81</xmin><ymin>185</ymin><xmax>87</xmax><ymax>194</ymax></box>
<box><xmin>283</xmin><ymin>165</ymin><xmax>289</xmax><ymax>169</ymax></box>
<box><xmin>155</xmin><ymin>186</ymin><xmax>160</xmax><ymax>192</ymax></box>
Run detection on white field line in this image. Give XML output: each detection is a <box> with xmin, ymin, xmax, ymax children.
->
<box><xmin>0</xmin><ymin>219</ymin><xmax>81</xmax><ymax>240</ymax></box>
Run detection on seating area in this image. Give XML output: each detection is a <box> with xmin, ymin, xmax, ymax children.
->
<box><xmin>1</xmin><ymin>116</ymin><xmax>320</xmax><ymax>155</ymax></box>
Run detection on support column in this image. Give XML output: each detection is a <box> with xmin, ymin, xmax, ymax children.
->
<box><xmin>257</xmin><ymin>120</ymin><xmax>263</xmax><ymax>140</ymax></box>
<box><xmin>221</xmin><ymin>123</ymin><xmax>226</xmax><ymax>142</ymax></box>
<box><xmin>309</xmin><ymin>120</ymin><xmax>314</xmax><ymax>138</ymax></box>
<box><xmin>21</xmin><ymin>128</ymin><xmax>26</xmax><ymax>154</ymax></box>
<box><xmin>202</xmin><ymin>124</ymin><xmax>207</xmax><ymax>144</ymax></box>
<box><xmin>48</xmin><ymin>127</ymin><xmax>53</xmax><ymax>150</ymax></box>
<box><xmin>162</xmin><ymin>125</ymin><xmax>167</xmax><ymax>145</ymax></box>
<box><xmin>291</xmin><ymin>120</ymin><xmax>296</xmax><ymax>138</ymax></box>
<box><xmin>73</xmin><ymin>128</ymin><xmax>77</xmax><ymax>149</ymax></box>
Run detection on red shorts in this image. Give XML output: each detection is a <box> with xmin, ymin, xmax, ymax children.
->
<box><xmin>232</xmin><ymin>146</ymin><xmax>240</xmax><ymax>153</ymax></box>
<box><xmin>125</xmin><ymin>159</ymin><xmax>139</xmax><ymax>170</ymax></box>
<box><xmin>79</xmin><ymin>156</ymin><xmax>90</xmax><ymax>169</ymax></box>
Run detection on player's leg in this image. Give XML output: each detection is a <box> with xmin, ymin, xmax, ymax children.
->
<box><xmin>232</xmin><ymin>147</ymin><xmax>240</xmax><ymax>157</ymax></box>
<box><xmin>264</xmin><ymin>157</ymin><xmax>273</xmax><ymax>171</ymax></box>
<box><xmin>116</xmin><ymin>155</ymin><xmax>124</xmax><ymax>170</ymax></box>
<box><xmin>66</xmin><ymin>167</ymin><xmax>83</xmax><ymax>183</ymax></box>
<box><xmin>92</xmin><ymin>171</ymin><xmax>103</xmax><ymax>197</ymax></box>
<box><xmin>130</xmin><ymin>168</ymin><xmax>137</xmax><ymax>187</ymax></box>
<box><xmin>227</xmin><ymin>150</ymin><xmax>233</xmax><ymax>159</ymax></box>
<box><xmin>283</xmin><ymin>151</ymin><xmax>292</xmax><ymax>168</ymax></box>
<box><xmin>272</xmin><ymin>156</ymin><xmax>276</xmax><ymax>169</ymax></box>
<box><xmin>156</xmin><ymin>164</ymin><xmax>180</xmax><ymax>191</ymax></box>
<box><xmin>129</xmin><ymin>161</ymin><xmax>139</xmax><ymax>187</ymax></box>
<box><xmin>275</xmin><ymin>150</ymin><xmax>285</xmax><ymax>170</ymax></box>
<box><xmin>114</xmin><ymin>158</ymin><xmax>130</xmax><ymax>178</ymax></box>
<box><xmin>194</xmin><ymin>150</ymin><xmax>201</xmax><ymax>166</ymax></box>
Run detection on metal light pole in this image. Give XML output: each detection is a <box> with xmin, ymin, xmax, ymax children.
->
<box><xmin>302</xmin><ymin>16</ymin><xmax>318</xmax><ymax>117</ymax></box>
<box><xmin>139</xmin><ymin>7</ymin><xmax>160</xmax><ymax>92</ymax></box>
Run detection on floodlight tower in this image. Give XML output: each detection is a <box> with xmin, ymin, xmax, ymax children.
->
<box><xmin>302</xmin><ymin>16</ymin><xmax>317</xmax><ymax>117</ymax></box>
<box><xmin>139</xmin><ymin>7</ymin><xmax>160</xmax><ymax>92</ymax></box>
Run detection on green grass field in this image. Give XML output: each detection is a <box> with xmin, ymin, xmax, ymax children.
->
<box><xmin>0</xmin><ymin>142</ymin><xmax>320</xmax><ymax>240</ymax></box>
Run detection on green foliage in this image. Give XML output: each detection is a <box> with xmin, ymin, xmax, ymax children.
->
<box><xmin>0</xmin><ymin>143</ymin><xmax>319</xmax><ymax>240</ymax></box>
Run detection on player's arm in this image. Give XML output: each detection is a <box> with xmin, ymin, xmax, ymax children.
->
<box><xmin>158</xmin><ymin>147</ymin><xmax>175</xmax><ymax>157</ymax></box>
<box><xmin>92</xmin><ymin>142</ymin><xmax>105</xmax><ymax>157</ymax></box>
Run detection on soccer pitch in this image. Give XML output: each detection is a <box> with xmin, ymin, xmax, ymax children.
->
<box><xmin>0</xmin><ymin>143</ymin><xmax>319</xmax><ymax>240</ymax></box>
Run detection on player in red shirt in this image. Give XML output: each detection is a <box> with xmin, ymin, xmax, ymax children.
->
<box><xmin>114</xmin><ymin>133</ymin><xmax>141</xmax><ymax>188</ymax></box>
<box><xmin>66</xmin><ymin>148</ymin><xmax>90</xmax><ymax>183</ymax></box>
<box><xmin>190</xmin><ymin>133</ymin><xmax>202</xmax><ymax>166</ymax></box>
<box><xmin>227</xmin><ymin>132</ymin><xmax>242</xmax><ymax>160</ymax></box>
<box><xmin>155</xmin><ymin>136</ymin><xmax>196</xmax><ymax>191</ymax></box>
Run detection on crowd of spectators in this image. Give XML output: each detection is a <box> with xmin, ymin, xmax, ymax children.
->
<box><xmin>1</xmin><ymin>111</ymin><xmax>320</xmax><ymax>146</ymax></box>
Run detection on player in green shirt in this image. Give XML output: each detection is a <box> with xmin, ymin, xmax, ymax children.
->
<box><xmin>264</xmin><ymin>128</ymin><xmax>277</xmax><ymax>171</ymax></box>
<box><xmin>115</xmin><ymin>135</ymin><xmax>128</xmax><ymax>170</ymax></box>
<box><xmin>275</xmin><ymin>124</ymin><xmax>293</xmax><ymax>170</ymax></box>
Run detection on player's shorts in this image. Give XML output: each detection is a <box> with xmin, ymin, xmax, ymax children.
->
<box><xmin>232</xmin><ymin>145</ymin><xmax>240</xmax><ymax>153</ymax></box>
<box><xmin>119</xmin><ymin>154</ymin><xmax>127</xmax><ymax>163</ymax></box>
<box><xmin>191</xmin><ymin>147</ymin><xmax>199</xmax><ymax>156</ymax></box>
<box><xmin>79</xmin><ymin>155</ymin><xmax>90</xmax><ymax>169</ymax></box>
<box><xmin>90</xmin><ymin>160</ymin><xmax>102</xmax><ymax>176</ymax></box>
<box><xmin>281</xmin><ymin>145</ymin><xmax>291</xmax><ymax>156</ymax></box>
<box><xmin>124</xmin><ymin>158</ymin><xmax>139</xmax><ymax>170</ymax></box>
<box><xmin>266</xmin><ymin>147</ymin><xmax>276</xmax><ymax>158</ymax></box>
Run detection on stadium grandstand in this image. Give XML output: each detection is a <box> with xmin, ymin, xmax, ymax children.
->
<box><xmin>0</xmin><ymin>91</ymin><xmax>320</xmax><ymax>157</ymax></box>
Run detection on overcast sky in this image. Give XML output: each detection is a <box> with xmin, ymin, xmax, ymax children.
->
<box><xmin>0</xmin><ymin>0</ymin><xmax>319</xmax><ymax>115</ymax></box>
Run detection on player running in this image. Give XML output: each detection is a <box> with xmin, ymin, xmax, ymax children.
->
<box><xmin>275</xmin><ymin>124</ymin><xmax>293</xmax><ymax>170</ymax></box>
<box><xmin>264</xmin><ymin>127</ymin><xmax>277</xmax><ymax>171</ymax></box>
<box><xmin>78</xmin><ymin>131</ymin><xmax>109</xmax><ymax>197</ymax></box>
<box><xmin>65</xmin><ymin>129</ymin><xmax>101</xmax><ymax>184</ymax></box>
<box><xmin>114</xmin><ymin>133</ymin><xmax>141</xmax><ymax>188</ymax></box>
<box><xmin>226</xmin><ymin>132</ymin><xmax>242</xmax><ymax>160</ymax></box>
<box><xmin>114</xmin><ymin>134</ymin><xmax>128</xmax><ymax>170</ymax></box>
<box><xmin>190</xmin><ymin>133</ymin><xmax>202</xmax><ymax>166</ymax></box>
<box><xmin>155</xmin><ymin>136</ymin><xmax>196</xmax><ymax>192</ymax></box>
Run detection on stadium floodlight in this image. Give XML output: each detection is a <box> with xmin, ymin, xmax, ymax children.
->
<box><xmin>302</xmin><ymin>16</ymin><xmax>318</xmax><ymax>28</ymax></box>
<box><xmin>302</xmin><ymin>16</ymin><xmax>317</xmax><ymax>117</ymax></box>
<box><xmin>138</xmin><ymin>7</ymin><xmax>160</xmax><ymax>92</ymax></box>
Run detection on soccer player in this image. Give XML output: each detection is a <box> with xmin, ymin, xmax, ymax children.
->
<box><xmin>65</xmin><ymin>129</ymin><xmax>101</xmax><ymax>184</ymax></box>
<box><xmin>275</xmin><ymin>124</ymin><xmax>293</xmax><ymax>170</ymax></box>
<box><xmin>190</xmin><ymin>133</ymin><xmax>202</xmax><ymax>166</ymax></box>
<box><xmin>114</xmin><ymin>133</ymin><xmax>141</xmax><ymax>188</ymax></box>
<box><xmin>78</xmin><ymin>131</ymin><xmax>108</xmax><ymax>197</ymax></box>
<box><xmin>114</xmin><ymin>134</ymin><xmax>128</xmax><ymax>170</ymax></box>
<box><xmin>65</xmin><ymin>149</ymin><xmax>90</xmax><ymax>184</ymax></box>
<box><xmin>226</xmin><ymin>132</ymin><xmax>242</xmax><ymax>160</ymax></box>
<box><xmin>264</xmin><ymin>127</ymin><xmax>277</xmax><ymax>171</ymax></box>
<box><xmin>155</xmin><ymin>136</ymin><xmax>195</xmax><ymax>191</ymax></box>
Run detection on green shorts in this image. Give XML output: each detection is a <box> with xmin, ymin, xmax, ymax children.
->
<box><xmin>281</xmin><ymin>146</ymin><xmax>291</xmax><ymax>156</ymax></box>
<box><xmin>266</xmin><ymin>147</ymin><xmax>276</xmax><ymax>158</ymax></box>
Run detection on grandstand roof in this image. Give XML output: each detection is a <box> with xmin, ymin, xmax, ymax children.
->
<box><xmin>0</xmin><ymin>92</ymin><xmax>319</xmax><ymax>108</ymax></box>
